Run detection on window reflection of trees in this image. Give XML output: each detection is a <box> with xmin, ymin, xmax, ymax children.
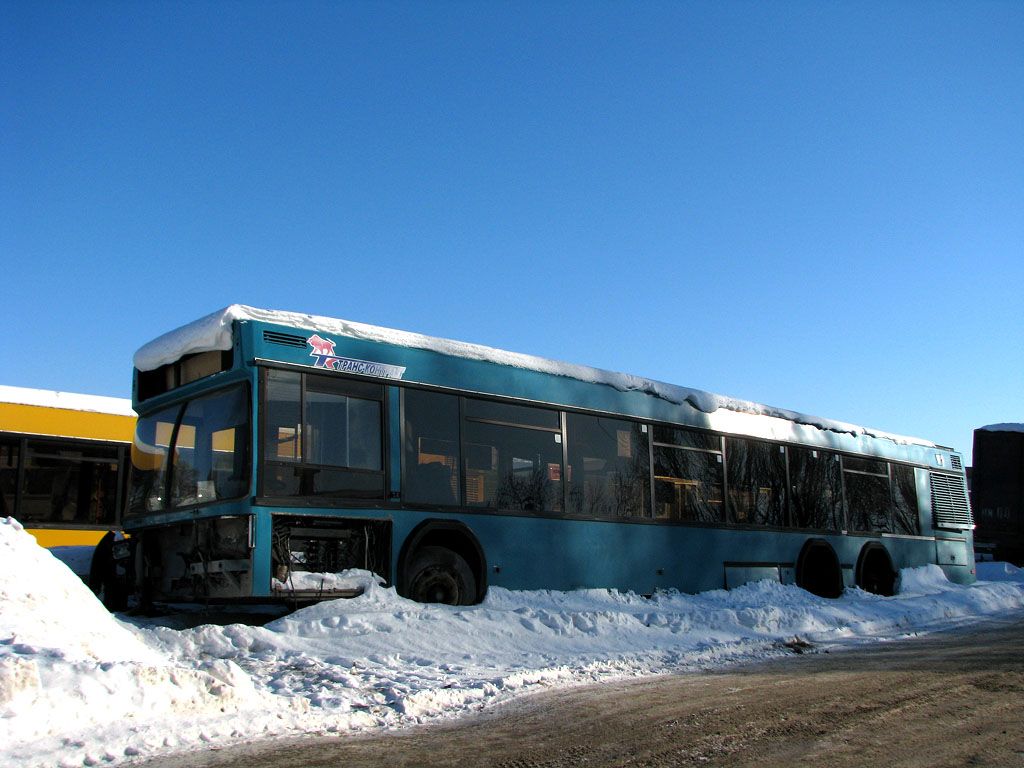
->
<box><xmin>566</xmin><ymin>415</ymin><xmax>649</xmax><ymax>519</ymax></box>
<box><xmin>891</xmin><ymin>464</ymin><xmax>920</xmax><ymax>535</ymax></box>
<box><xmin>396</xmin><ymin>385</ymin><xmax>928</xmax><ymax>536</ymax></box>
<box><xmin>725</xmin><ymin>438</ymin><xmax>787</xmax><ymax>526</ymax></box>
<box><xmin>846</xmin><ymin>473</ymin><xmax>892</xmax><ymax>532</ymax></box>
<box><xmin>463</xmin><ymin>417</ymin><xmax>562</xmax><ymax>514</ymax></box>
<box><xmin>789</xmin><ymin>447</ymin><xmax>844</xmax><ymax>530</ymax></box>
<box><xmin>654</xmin><ymin>446</ymin><xmax>723</xmax><ymax>523</ymax></box>
<box><xmin>843</xmin><ymin>457</ymin><xmax>893</xmax><ymax>533</ymax></box>
<box><xmin>496</xmin><ymin>465</ymin><xmax>557</xmax><ymax>512</ymax></box>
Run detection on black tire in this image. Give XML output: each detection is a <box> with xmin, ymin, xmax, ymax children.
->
<box><xmin>89</xmin><ymin>532</ymin><xmax>128</xmax><ymax>611</ymax></box>
<box><xmin>406</xmin><ymin>546</ymin><xmax>477</xmax><ymax>605</ymax></box>
<box><xmin>796</xmin><ymin>539</ymin><xmax>844</xmax><ymax>599</ymax></box>
<box><xmin>857</xmin><ymin>544</ymin><xmax>897</xmax><ymax>597</ymax></box>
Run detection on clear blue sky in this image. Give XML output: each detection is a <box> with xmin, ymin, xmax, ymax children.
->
<box><xmin>3</xmin><ymin>2</ymin><xmax>1021</xmax><ymax>462</ymax></box>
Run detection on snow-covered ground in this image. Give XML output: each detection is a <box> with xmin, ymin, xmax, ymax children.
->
<box><xmin>3</xmin><ymin>517</ymin><xmax>1023</xmax><ymax>768</ymax></box>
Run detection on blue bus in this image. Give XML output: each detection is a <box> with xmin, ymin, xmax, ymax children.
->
<box><xmin>124</xmin><ymin>306</ymin><xmax>975</xmax><ymax>605</ymax></box>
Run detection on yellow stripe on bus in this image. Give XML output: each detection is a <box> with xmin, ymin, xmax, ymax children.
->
<box><xmin>0</xmin><ymin>402</ymin><xmax>135</xmax><ymax>442</ymax></box>
<box><xmin>26</xmin><ymin>529</ymin><xmax>108</xmax><ymax>548</ymax></box>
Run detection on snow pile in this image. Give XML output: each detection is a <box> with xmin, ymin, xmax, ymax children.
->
<box><xmin>0</xmin><ymin>519</ymin><xmax>293</xmax><ymax>764</ymax></box>
<box><xmin>46</xmin><ymin>545</ymin><xmax>96</xmax><ymax>579</ymax></box>
<box><xmin>133</xmin><ymin>305</ymin><xmax>932</xmax><ymax>446</ymax></box>
<box><xmin>975</xmin><ymin>560</ymin><xmax>1023</xmax><ymax>581</ymax></box>
<box><xmin>272</xmin><ymin>568</ymin><xmax>384</xmax><ymax>593</ymax></box>
<box><xmin>0</xmin><ymin>519</ymin><xmax>158</xmax><ymax>665</ymax></box>
<box><xmin>2</xmin><ymin>515</ymin><xmax>1024</xmax><ymax>768</ymax></box>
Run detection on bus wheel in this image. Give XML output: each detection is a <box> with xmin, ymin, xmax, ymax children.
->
<box><xmin>856</xmin><ymin>543</ymin><xmax>897</xmax><ymax>596</ymax></box>
<box><xmin>406</xmin><ymin>546</ymin><xmax>477</xmax><ymax>605</ymax></box>
<box><xmin>89</xmin><ymin>532</ymin><xmax>128</xmax><ymax>612</ymax></box>
<box><xmin>796</xmin><ymin>539</ymin><xmax>844</xmax><ymax>599</ymax></box>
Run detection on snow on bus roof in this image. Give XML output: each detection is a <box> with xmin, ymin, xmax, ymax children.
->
<box><xmin>979</xmin><ymin>423</ymin><xmax>1024</xmax><ymax>433</ymax></box>
<box><xmin>0</xmin><ymin>385</ymin><xmax>135</xmax><ymax>417</ymax></box>
<box><xmin>133</xmin><ymin>305</ymin><xmax>935</xmax><ymax>448</ymax></box>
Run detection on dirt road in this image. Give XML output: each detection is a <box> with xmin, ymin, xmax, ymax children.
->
<box><xmin>141</xmin><ymin>614</ymin><xmax>1024</xmax><ymax>768</ymax></box>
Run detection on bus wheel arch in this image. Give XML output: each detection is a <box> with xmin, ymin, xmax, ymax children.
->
<box><xmin>856</xmin><ymin>542</ymin><xmax>897</xmax><ymax>596</ymax></box>
<box><xmin>795</xmin><ymin>538</ymin><xmax>844</xmax><ymax>599</ymax></box>
<box><xmin>398</xmin><ymin>520</ymin><xmax>487</xmax><ymax>605</ymax></box>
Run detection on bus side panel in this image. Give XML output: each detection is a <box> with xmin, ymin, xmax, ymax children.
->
<box><xmin>394</xmin><ymin>513</ymin><xmax>781</xmax><ymax>595</ymax></box>
<box><xmin>0</xmin><ymin>402</ymin><xmax>135</xmax><ymax>443</ymax></box>
<box><xmin>390</xmin><ymin>512</ymin><xmax>949</xmax><ymax>597</ymax></box>
<box><xmin>139</xmin><ymin>507</ymin><xmax>959</xmax><ymax>601</ymax></box>
<box><xmin>936</xmin><ymin>535</ymin><xmax>974</xmax><ymax>585</ymax></box>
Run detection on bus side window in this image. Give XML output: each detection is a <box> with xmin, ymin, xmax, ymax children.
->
<box><xmin>261</xmin><ymin>370</ymin><xmax>383</xmax><ymax>500</ymax></box>
<box><xmin>725</xmin><ymin>438</ymin><xmax>787</xmax><ymax>527</ymax></box>
<box><xmin>844</xmin><ymin>456</ymin><xmax>892</xmax><ymax>533</ymax></box>
<box><xmin>0</xmin><ymin>439</ymin><xmax>17</xmax><ymax>517</ymax></box>
<box><xmin>653</xmin><ymin>446</ymin><xmax>723</xmax><ymax>523</ymax></box>
<box><xmin>891</xmin><ymin>464</ymin><xmax>920</xmax><ymax>535</ymax></box>
<box><xmin>788</xmin><ymin>447</ymin><xmax>843</xmax><ymax>531</ymax></box>
<box><xmin>18</xmin><ymin>440</ymin><xmax>121</xmax><ymax>525</ymax></box>
<box><xmin>565</xmin><ymin>413</ymin><xmax>649</xmax><ymax>518</ymax></box>
<box><xmin>462</xmin><ymin>399</ymin><xmax>562</xmax><ymax>513</ymax></box>
<box><xmin>403</xmin><ymin>389</ymin><xmax>460</xmax><ymax>506</ymax></box>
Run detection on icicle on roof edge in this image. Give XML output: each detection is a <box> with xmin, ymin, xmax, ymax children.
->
<box><xmin>133</xmin><ymin>305</ymin><xmax>934</xmax><ymax>447</ymax></box>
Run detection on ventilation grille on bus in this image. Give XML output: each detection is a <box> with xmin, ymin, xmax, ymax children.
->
<box><xmin>929</xmin><ymin>472</ymin><xmax>974</xmax><ymax>529</ymax></box>
<box><xmin>263</xmin><ymin>331</ymin><xmax>308</xmax><ymax>348</ymax></box>
<box><xmin>949</xmin><ymin>454</ymin><xmax>963</xmax><ymax>472</ymax></box>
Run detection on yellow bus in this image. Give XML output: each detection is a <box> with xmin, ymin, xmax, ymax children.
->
<box><xmin>0</xmin><ymin>385</ymin><xmax>135</xmax><ymax>601</ymax></box>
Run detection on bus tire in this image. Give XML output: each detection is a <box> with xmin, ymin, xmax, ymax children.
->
<box><xmin>796</xmin><ymin>539</ymin><xmax>844</xmax><ymax>599</ymax></box>
<box><xmin>856</xmin><ymin>543</ymin><xmax>897</xmax><ymax>596</ymax></box>
<box><xmin>406</xmin><ymin>546</ymin><xmax>477</xmax><ymax>605</ymax></box>
<box><xmin>89</xmin><ymin>532</ymin><xmax>128</xmax><ymax>612</ymax></box>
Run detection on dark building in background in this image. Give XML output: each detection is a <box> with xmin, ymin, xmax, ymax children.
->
<box><xmin>971</xmin><ymin>425</ymin><xmax>1024</xmax><ymax>565</ymax></box>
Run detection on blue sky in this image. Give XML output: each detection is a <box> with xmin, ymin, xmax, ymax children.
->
<box><xmin>3</xmin><ymin>2</ymin><xmax>1021</xmax><ymax>462</ymax></box>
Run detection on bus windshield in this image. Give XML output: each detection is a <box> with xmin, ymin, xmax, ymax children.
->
<box><xmin>128</xmin><ymin>383</ymin><xmax>250</xmax><ymax>514</ymax></box>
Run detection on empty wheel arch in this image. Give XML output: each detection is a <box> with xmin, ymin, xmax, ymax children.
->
<box><xmin>796</xmin><ymin>538</ymin><xmax>844</xmax><ymax>599</ymax></box>
<box><xmin>397</xmin><ymin>520</ymin><xmax>488</xmax><ymax>605</ymax></box>
<box><xmin>855</xmin><ymin>542</ymin><xmax>897</xmax><ymax>596</ymax></box>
